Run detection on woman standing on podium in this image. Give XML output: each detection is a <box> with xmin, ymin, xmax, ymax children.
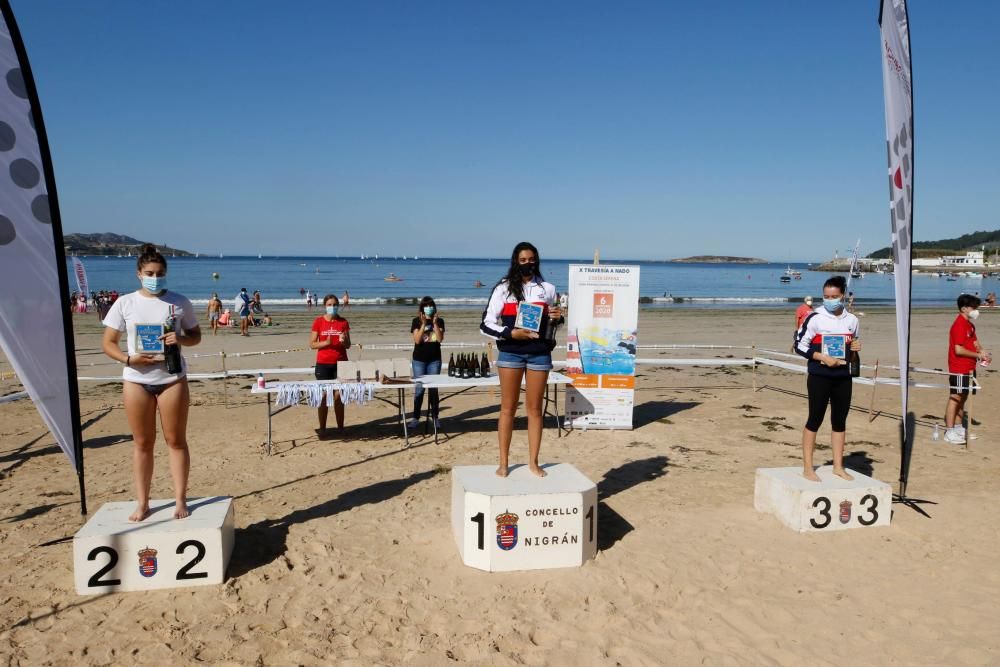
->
<box><xmin>794</xmin><ymin>275</ymin><xmax>861</xmax><ymax>482</ymax></box>
<box><xmin>101</xmin><ymin>244</ymin><xmax>202</xmax><ymax>521</ymax></box>
<box><xmin>481</xmin><ymin>241</ymin><xmax>563</xmax><ymax>478</ymax></box>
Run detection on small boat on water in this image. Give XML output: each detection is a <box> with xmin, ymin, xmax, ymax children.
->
<box><xmin>784</xmin><ymin>266</ymin><xmax>802</xmax><ymax>279</ymax></box>
<box><xmin>780</xmin><ymin>275</ymin><xmax>792</xmax><ymax>284</ymax></box>
<box><xmin>384</xmin><ymin>273</ymin><xmax>403</xmax><ymax>282</ymax></box>
<box><xmin>850</xmin><ymin>270</ymin><xmax>864</xmax><ymax>279</ymax></box>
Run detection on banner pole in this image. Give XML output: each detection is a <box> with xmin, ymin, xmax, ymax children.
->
<box><xmin>751</xmin><ymin>342</ymin><xmax>757</xmax><ymax>392</ymax></box>
<box><xmin>868</xmin><ymin>359</ymin><xmax>880</xmax><ymax>422</ymax></box>
<box><xmin>221</xmin><ymin>351</ymin><xmax>228</xmax><ymax>408</ymax></box>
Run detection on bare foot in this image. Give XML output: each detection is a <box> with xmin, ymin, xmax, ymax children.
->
<box><xmin>832</xmin><ymin>468</ymin><xmax>854</xmax><ymax>481</ymax></box>
<box><xmin>173</xmin><ymin>502</ymin><xmax>190</xmax><ymax>519</ymax></box>
<box><xmin>495</xmin><ymin>464</ymin><xmax>509</xmax><ymax>478</ymax></box>
<box><xmin>128</xmin><ymin>504</ymin><xmax>150</xmax><ymax>522</ymax></box>
<box><xmin>529</xmin><ymin>464</ymin><xmax>547</xmax><ymax>478</ymax></box>
<box><xmin>802</xmin><ymin>469</ymin><xmax>820</xmax><ymax>482</ymax></box>
<box><xmin>316</xmin><ymin>427</ymin><xmax>328</xmax><ymax>440</ymax></box>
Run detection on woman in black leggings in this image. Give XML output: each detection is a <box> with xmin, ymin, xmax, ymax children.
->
<box><xmin>794</xmin><ymin>276</ymin><xmax>861</xmax><ymax>482</ymax></box>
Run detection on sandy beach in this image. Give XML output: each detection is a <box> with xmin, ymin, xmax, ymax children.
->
<box><xmin>1</xmin><ymin>306</ymin><xmax>998</xmax><ymax>665</ymax></box>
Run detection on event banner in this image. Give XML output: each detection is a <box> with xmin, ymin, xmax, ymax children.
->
<box><xmin>564</xmin><ymin>265</ymin><xmax>639</xmax><ymax>429</ymax></box>
<box><xmin>0</xmin><ymin>2</ymin><xmax>83</xmax><ymax>479</ymax></box>
<box><xmin>72</xmin><ymin>256</ymin><xmax>89</xmax><ymax>300</ymax></box>
<box><xmin>879</xmin><ymin>0</ymin><xmax>915</xmax><ymax>486</ymax></box>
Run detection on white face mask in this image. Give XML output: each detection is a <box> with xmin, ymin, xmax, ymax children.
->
<box><xmin>968</xmin><ymin>309</ymin><xmax>980</xmax><ymax>321</ymax></box>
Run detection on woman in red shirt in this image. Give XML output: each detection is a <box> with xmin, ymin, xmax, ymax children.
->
<box><xmin>310</xmin><ymin>294</ymin><xmax>351</xmax><ymax>438</ymax></box>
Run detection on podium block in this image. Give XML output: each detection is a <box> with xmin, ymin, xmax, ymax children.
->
<box><xmin>73</xmin><ymin>496</ymin><xmax>235</xmax><ymax>594</ymax></box>
<box><xmin>754</xmin><ymin>466</ymin><xmax>891</xmax><ymax>532</ymax></box>
<box><xmin>451</xmin><ymin>464</ymin><xmax>597</xmax><ymax>572</ymax></box>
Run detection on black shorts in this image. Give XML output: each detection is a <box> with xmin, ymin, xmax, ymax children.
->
<box><xmin>314</xmin><ymin>363</ymin><xmax>338</xmax><ymax>381</ymax></box>
<box><xmin>949</xmin><ymin>371</ymin><xmax>976</xmax><ymax>395</ymax></box>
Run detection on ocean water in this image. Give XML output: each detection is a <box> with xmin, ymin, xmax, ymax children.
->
<box><xmin>68</xmin><ymin>256</ymin><xmax>997</xmax><ymax>309</ymax></box>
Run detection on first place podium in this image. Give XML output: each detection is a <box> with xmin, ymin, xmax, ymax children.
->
<box><xmin>452</xmin><ymin>464</ymin><xmax>597</xmax><ymax>572</ymax></box>
<box><xmin>74</xmin><ymin>497</ymin><xmax>235</xmax><ymax>594</ymax></box>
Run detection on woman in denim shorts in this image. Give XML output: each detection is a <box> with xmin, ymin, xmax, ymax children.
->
<box><xmin>480</xmin><ymin>242</ymin><xmax>563</xmax><ymax>477</ymax></box>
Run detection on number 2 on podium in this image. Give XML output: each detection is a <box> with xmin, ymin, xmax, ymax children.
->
<box><xmin>86</xmin><ymin>540</ymin><xmax>209</xmax><ymax>587</ymax></box>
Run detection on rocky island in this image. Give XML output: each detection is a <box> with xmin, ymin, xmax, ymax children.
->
<box><xmin>65</xmin><ymin>233</ymin><xmax>194</xmax><ymax>257</ymax></box>
<box><xmin>668</xmin><ymin>256</ymin><xmax>768</xmax><ymax>264</ymax></box>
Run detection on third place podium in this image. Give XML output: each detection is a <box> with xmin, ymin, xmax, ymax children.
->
<box><xmin>452</xmin><ymin>464</ymin><xmax>597</xmax><ymax>571</ymax></box>
<box><xmin>754</xmin><ymin>466</ymin><xmax>891</xmax><ymax>532</ymax></box>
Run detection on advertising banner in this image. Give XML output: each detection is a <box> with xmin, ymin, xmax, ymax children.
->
<box><xmin>879</xmin><ymin>0</ymin><xmax>915</xmax><ymax>492</ymax></box>
<box><xmin>71</xmin><ymin>256</ymin><xmax>89</xmax><ymax>300</ymax></box>
<box><xmin>564</xmin><ymin>265</ymin><xmax>639</xmax><ymax>429</ymax></box>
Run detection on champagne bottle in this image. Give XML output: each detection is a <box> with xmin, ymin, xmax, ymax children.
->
<box><xmin>463</xmin><ymin>353</ymin><xmax>472</xmax><ymax>379</ymax></box>
<box><xmin>473</xmin><ymin>352</ymin><xmax>482</xmax><ymax>378</ymax></box>
<box><xmin>448</xmin><ymin>353</ymin><xmax>455</xmax><ymax>377</ymax></box>
<box><xmin>481</xmin><ymin>352</ymin><xmax>490</xmax><ymax>378</ymax></box>
<box><xmin>850</xmin><ymin>349</ymin><xmax>861</xmax><ymax>377</ymax></box>
<box><xmin>163</xmin><ymin>311</ymin><xmax>182</xmax><ymax>375</ymax></box>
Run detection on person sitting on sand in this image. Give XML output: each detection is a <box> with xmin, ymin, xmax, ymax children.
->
<box><xmin>101</xmin><ymin>244</ymin><xmax>201</xmax><ymax>521</ymax></box>
<box><xmin>794</xmin><ymin>275</ymin><xmax>861</xmax><ymax>482</ymax></box>
<box><xmin>310</xmin><ymin>294</ymin><xmax>351</xmax><ymax>438</ymax></box>
<box><xmin>480</xmin><ymin>241</ymin><xmax>563</xmax><ymax>478</ymax></box>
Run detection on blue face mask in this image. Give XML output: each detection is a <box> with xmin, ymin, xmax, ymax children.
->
<box><xmin>326</xmin><ymin>306</ymin><xmax>338</xmax><ymax>316</ymax></box>
<box><xmin>141</xmin><ymin>276</ymin><xmax>166</xmax><ymax>294</ymax></box>
<box><xmin>423</xmin><ymin>306</ymin><xmax>435</xmax><ymax>316</ymax></box>
<box><xmin>823</xmin><ymin>297</ymin><xmax>843</xmax><ymax>313</ymax></box>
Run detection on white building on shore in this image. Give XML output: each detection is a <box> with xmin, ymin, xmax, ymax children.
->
<box><xmin>941</xmin><ymin>251</ymin><xmax>985</xmax><ymax>268</ymax></box>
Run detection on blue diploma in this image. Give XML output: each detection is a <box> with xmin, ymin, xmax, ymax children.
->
<box><xmin>136</xmin><ymin>324</ymin><xmax>165</xmax><ymax>354</ymax></box>
<box><xmin>515</xmin><ymin>303</ymin><xmax>544</xmax><ymax>332</ymax></box>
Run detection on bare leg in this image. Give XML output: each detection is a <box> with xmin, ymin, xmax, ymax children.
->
<box><xmin>801</xmin><ymin>427</ymin><xmax>820</xmax><ymax>482</ymax></box>
<box><xmin>317</xmin><ymin>398</ymin><xmax>329</xmax><ymax>438</ymax></box>
<box><xmin>334</xmin><ymin>391</ymin><xmax>345</xmax><ymax>431</ymax></box>
<box><xmin>945</xmin><ymin>394</ymin><xmax>965</xmax><ymax>428</ymax></box>
<box><xmin>497</xmin><ymin>367</ymin><xmax>524</xmax><ymax>477</ymax></box>
<box><xmin>157</xmin><ymin>379</ymin><xmax>191</xmax><ymax>518</ymax></box>
<box><xmin>524</xmin><ymin>369</ymin><xmax>548</xmax><ymax>477</ymax></box>
<box><xmin>123</xmin><ymin>382</ymin><xmax>158</xmax><ymax>521</ymax></box>
<box><xmin>830</xmin><ymin>430</ymin><xmax>853</xmax><ymax>481</ymax></box>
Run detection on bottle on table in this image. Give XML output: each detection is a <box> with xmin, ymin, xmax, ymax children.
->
<box><xmin>257</xmin><ymin>372</ymin><xmax>265</xmax><ymax>389</ymax></box>
<box><xmin>448</xmin><ymin>353</ymin><xmax>455</xmax><ymax>377</ymax></box>
<box><xmin>481</xmin><ymin>353</ymin><xmax>490</xmax><ymax>378</ymax></box>
<box><xmin>473</xmin><ymin>353</ymin><xmax>482</xmax><ymax>378</ymax></box>
<box><xmin>463</xmin><ymin>353</ymin><xmax>472</xmax><ymax>379</ymax></box>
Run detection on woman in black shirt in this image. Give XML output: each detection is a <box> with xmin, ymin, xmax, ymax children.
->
<box><xmin>409</xmin><ymin>296</ymin><xmax>445</xmax><ymax>429</ymax></box>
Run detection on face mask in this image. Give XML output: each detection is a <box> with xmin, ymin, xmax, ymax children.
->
<box><xmin>326</xmin><ymin>306</ymin><xmax>338</xmax><ymax>316</ymax></box>
<box><xmin>423</xmin><ymin>306</ymin><xmax>435</xmax><ymax>316</ymax></box>
<box><xmin>518</xmin><ymin>262</ymin><xmax>537</xmax><ymax>277</ymax></box>
<box><xmin>141</xmin><ymin>276</ymin><xmax>166</xmax><ymax>293</ymax></box>
<box><xmin>968</xmin><ymin>309</ymin><xmax>980</xmax><ymax>321</ymax></box>
<box><xmin>822</xmin><ymin>298</ymin><xmax>842</xmax><ymax>313</ymax></box>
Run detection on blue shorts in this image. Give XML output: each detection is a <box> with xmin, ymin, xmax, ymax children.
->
<box><xmin>496</xmin><ymin>350</ymin><xmax>553</xmax><ymax>372</ymax></box>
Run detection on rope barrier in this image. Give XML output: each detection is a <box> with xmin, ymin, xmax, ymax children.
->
<box><xmin>0</xmin><ymin>391</ymin><xmax>28</xmax><ymax>405</ymax></box>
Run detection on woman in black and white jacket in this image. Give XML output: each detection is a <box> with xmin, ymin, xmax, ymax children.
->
<box><xmin>481</xmin><ymin>242</ymin><xmax>563</xmax><ymax>478</ymax></box>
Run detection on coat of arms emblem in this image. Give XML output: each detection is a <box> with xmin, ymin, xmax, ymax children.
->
<box><xmin>496</xmin><ymin>511</ymin><xmax>518</xmax><ymax>550</ymax></box>
<box><xmin>138</xmin><ymin>547</ymin><xmax>158</xmax><ymax>578</ymax></box>
<box><xmin>839</xmin><ymin>500</ymin><xmax>852</xmax><ymax>524</ymax></box>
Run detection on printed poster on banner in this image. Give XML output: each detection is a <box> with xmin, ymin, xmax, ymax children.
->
<box><xmin>564</xmin><ymin>265</ymin><xmax>639</xmax><ymax>429</ymax></box>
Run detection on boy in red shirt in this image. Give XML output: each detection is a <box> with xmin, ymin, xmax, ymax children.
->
<box><xmin>944</xmin><ymin>294</ymin><xmax>991</xmax><ymax>444</ymax></box>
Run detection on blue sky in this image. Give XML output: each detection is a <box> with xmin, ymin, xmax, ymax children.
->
<box><xmin>12</xmin><ymin>1</ymin><xmax>1000</xmax><ymax>261</ymax></box>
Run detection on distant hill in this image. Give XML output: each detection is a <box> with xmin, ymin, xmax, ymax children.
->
<box><xmin>869</xmin><ymin>229</ymin><xmax>1000</xmax><ymax>259</ymax></box>
<box><xmin>668</xmin><ymin>256</ymin><xmax>768</xmax><ymax>264</ymax></box>
<box><xmin>64</xmin><ymin>233</ymin><xmax>193</xmax><ymax>256</ymax></box>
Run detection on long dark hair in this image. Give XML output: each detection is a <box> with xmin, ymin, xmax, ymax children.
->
<box><xmin>500</xmin><ymin>241</ymin><xmax>543</xmax><ymax>303</ymax></box>
<box><xmin>136</xmin><ymin>243</ymin><xmax>166</xmax><ymax>271</ymax></box>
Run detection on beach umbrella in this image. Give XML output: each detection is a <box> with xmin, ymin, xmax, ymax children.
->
<box><xmin>878</xmin><ymin>0</ymin><xmax>915</xmax><ymax>499</ymax></box>
<box><xmin>0</xmin><ymin>1</ymin><xmax>87</xmax><ymax>513</ymax></box>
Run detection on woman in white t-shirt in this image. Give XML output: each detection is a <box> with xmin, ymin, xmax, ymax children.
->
<box><xmin>102</xmin><ymin>244</ymin><xmax>202</xmax><ymax>521</ymax></box>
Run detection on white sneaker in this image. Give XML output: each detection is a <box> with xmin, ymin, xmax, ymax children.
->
<box><xmin>943</xmin><ymin>429</ymin><xmax>965</xmax><ymax>444</ymax></box>
<box><xmin>953</xmin><ymin>426</ymin><xmax>978</xmax><ymax>440</ymax></box>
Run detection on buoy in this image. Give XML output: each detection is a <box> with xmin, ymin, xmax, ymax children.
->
<box><xmin>212</xmin><ymin>272</ymin><xmax>220</xmax><ymax>280</ymax></box>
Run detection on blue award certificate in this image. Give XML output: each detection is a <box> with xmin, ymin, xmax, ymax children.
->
<box><xmin>821</xmin><ymin>334</ymin><xmax>847</xmax><ymax>360</ymax></box>
<box><xmin>135</xmin><ymin>324</ymin><xmax>165</xmax><ymax>354</ymax></box>
<box><xmin>515</xmin><ymin>303</ymin><xmax>544</xmax><ymax>332</ymax></box>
